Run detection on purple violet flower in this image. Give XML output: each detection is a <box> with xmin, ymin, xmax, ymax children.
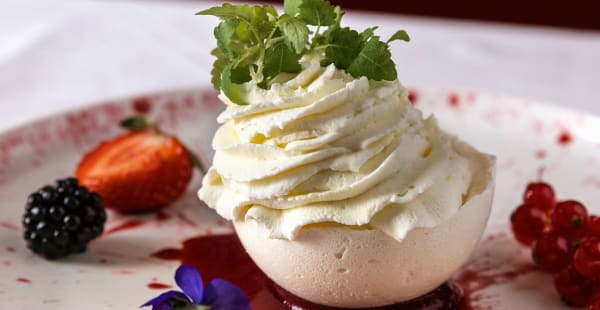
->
<box><xmin>141</xmin><ymin>265</ymin><xmax>250</xmax><ymax>310</ymax></box>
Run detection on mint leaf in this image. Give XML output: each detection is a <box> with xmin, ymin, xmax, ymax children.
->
<box><xmin>211</xmin><ymin>47</ymin><xmax>250</xmax><ymax>94</ymax></box>
<box><xmin>230</xmin><ymin>66</ymin><xmax>252</xmax><ymax>84</ymax></box>
<box><xmin>221</xmin><ymin>65</ymin><xmax>249</xmax><ymax>105</ymax></box>
<box><xmin>310</xmin><ymin>4</ymin><xmax>342</xmax><ymax>49</ymax></box>
<box><xmin>347</xmin><ymin>36</ymin><xmax>397</xmax><ymax>81</ymax></box>
<box><xmin>284</xmin><ymin>0</ymin><xmax>302</xmax><ymax>16</ymax></box>
<box><xmin>387</xmin><ymin>30</ymin><xmax>410</xmax><ymax>43</ymax></box>
<box><xmin>321</xmin><ymin>27</ymin><xmax>363</xmax><ymax>69</ymax></box>
<box><xmin>197</xmin><ymin>4</ymin><xmax>276</xmax><ymax>43</ymax></box>
<box><xmin>263</xmin><ymin>5</ymin><xmax>279</xmax><ymax>18</ymax></box>
<box><xmin>250</xmin><ymin>5</ymin><xmax>277</xmax><ymax>40</ymax></box>
<box><xmin>332</xmin><ymin>5</ymin><xmax>342</xmax><ymax>28</ymax></box>
<box><xmin>277</xmin><ymin>14</ymin><xmax>309</xmax><ymax>54</ymax></box>
<box><xmin>298</xmin><ymin>0</ymin><xmax>336</xmax><ymax>26</ymax></box>
<box><xmin>234</xmin><ymin>20</ymin><xmax>252</xmax><ymax>42</ymax></box>
<box><xmin>215</xmin><ymin>20</ymin><xmax>239</xmax><ymax>56</ymax></box>
<box><xmin>233</xmin><ymin>46</ymin><xmax>258</xmax><ymax>68</ymax></box>
<box><xmin>210</xmin><ymin>48</ymin><xmax>229</xmax><ymax>89</ymax></box>
<box><xmin>360</xmin><ymin>26</ymin><xmax>378</xmax><ymax>41</ymax></box>
<box><xmin>263</xmin><ymin>42</ymin><xmax>302</xmax><ymax>83</ymax></box>
<box><xmin>197</xmin><ymin>3</ymin><xmax>254</xmax><ymax>22</ymax></box>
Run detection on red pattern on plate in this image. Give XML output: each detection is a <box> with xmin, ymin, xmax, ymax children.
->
<box><xmin>132</xmin><ymin>98</ymin><xmax>152</xmax><ymax>114</ymax></box>
<box><xmin>105</xmin><ymin>220</ymin><xmax>146</xmax><ymax>235</ymax></box>
<box><xmin>447</xmin><ymin>93</ymin><xmax>460</xmax><ymax>107</ymax></box>
<box><xmin>557</xmin><ymin>131</ymin><xmax>573</xmax><ymax>145</ymax></box>
<box><xmin>535</xmin><ymin>149</ymin><xmax>547</xmax><ymax>159</ymax></box>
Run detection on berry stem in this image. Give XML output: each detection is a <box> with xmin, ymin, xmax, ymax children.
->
<box><xmin>120</xmin><ymin>116</ymin><xmax>156</xmax><ymax>131</ymax></box>
<box><xmin>184</xmin><ymin>145</ymin><xmax>207</xmax><ymax>176</ymax></box>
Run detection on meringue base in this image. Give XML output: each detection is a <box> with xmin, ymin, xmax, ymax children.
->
<box><xmin>234</xmin><ymin>156</ymin><xmax>494</xmax><ymax>308</ymax></box>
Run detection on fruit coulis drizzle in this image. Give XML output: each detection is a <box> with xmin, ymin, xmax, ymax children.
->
<box><xmin>147</xmin><ymin>282</ymin><xmax>173</xmax><ymax>290</ymax></box>
<box><xmin>150</xmin><ymin>233</ymin><xmax>536</xmax><ymax>310</ymax></box>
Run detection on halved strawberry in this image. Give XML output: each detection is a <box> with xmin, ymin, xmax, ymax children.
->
<box><xmin>76</xmin><ymin>118</ymin><xmax>202</xmax><ymax>213</ymax></box>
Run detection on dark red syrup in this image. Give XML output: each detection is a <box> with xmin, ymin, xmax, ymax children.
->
<box><xmin>147</xmin><ymin>282</ymin><xmax>173</xmax><ymax>290</ymax></box>
<box><xmin>151</xmin><ymin>234</ymin><xmax>267</xmax><ymax>299</ymax></box>
<box><xmin>269</xmin><ymin>282</ymin><xmax>463</xmax><ymax>310</ymax></box>
<box><xmin>105</xmin><ymin>220</ymin><xmax>145</xmax><ymax>235</ymax></box>
<box><xmin>155</xmin><ymin>212</ymin><xmax>172</xmax><ymax>222</ymax></box>
<box><xmin>150</xmin><ymin>234</ymin><xmax>535</xmax><ymax>310</ymax></box>
<box><xmin>557</xmin><ymin>131</ymin><xmax>573</xmax><ymax>146</ymax></box>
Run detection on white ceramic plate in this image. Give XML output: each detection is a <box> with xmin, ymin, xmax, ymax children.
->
<box><xmin>0</xmin><ymin>86</ymin><xmax>598</xmax><ymax>309</ymax></box>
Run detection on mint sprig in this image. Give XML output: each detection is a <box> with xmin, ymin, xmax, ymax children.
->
<box><xmin>198</xmin><ymin>0</ymin><xmax>409</xmax><ymax>105</ymax></box>
<box><xmin>276</xmin><ymin>14</ymin><xmax>309</xmax><ymax>54</ymax></box>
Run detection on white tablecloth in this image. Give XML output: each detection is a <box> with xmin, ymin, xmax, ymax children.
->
<box><xmin>1</xmin><ymin>0</ymin><xmax>599</xmax><ymax>132</ymax></box>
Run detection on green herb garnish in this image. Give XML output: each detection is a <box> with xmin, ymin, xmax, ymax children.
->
<box><xmin>396</xmin><ymin>185</ymin><xmax>416</xmax><ymax>197</ymax></box>
<box><xmin>197</xmin><ymin>0</ymin><xmax>410</xmax><ymax>105</ymax></box>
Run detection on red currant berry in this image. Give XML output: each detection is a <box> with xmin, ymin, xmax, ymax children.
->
<box><xmin>523</xmin><ymin>182</ymin><xmax>556</xmax><ymax>211</ymax></box>
<box><xmin>511</xmin><ymin>204</ymin><xmax>550</xmax><ymax>246</ymax></box>
<box><xmin>532</xmin><ymin>232</ymin><xmax>572</xmax><ymax>273</ymax></box>
<box><xmin>589</xmin><ymin>291</ymin><xmax>600</xmax><ymax>310</ymax></box>
<box><xmin>574</xmin><ymin>238</ymin><xmax>600</xmax><ymax>280</ymax></box>
<box><xmin>587</xmin><ymin>216</ymin><xmax>600</xmax><ymax>238</ymax></box>
<box><xmin>554</xmin><ymin>264</ymin><xmax>595</xmax><ymax>307</ymax></box>
<box><xmin>552</xmin><ymin>200</ymin><xmax>588</xmax><ymax>238</ymax></box>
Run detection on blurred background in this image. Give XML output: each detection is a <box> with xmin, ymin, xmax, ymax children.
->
<box><xmin>246</xmin><ymin>0</ymin><xmax>600</xmax><ymax>30</ymax></box>
<box><xmin>0</xmin><ymin>0</ymin><xmax>599</xmax><ymax>131</ymax></box>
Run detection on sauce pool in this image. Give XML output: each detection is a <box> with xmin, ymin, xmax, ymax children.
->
<box><xmin>150</xmin><ymin>234</ymin><xmax>533</xmax><ymax>309</ymax></box>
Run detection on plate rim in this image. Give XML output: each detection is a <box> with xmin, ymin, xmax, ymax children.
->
<box><xmin>2</xmin><ymin>85</ymin><xmax>598</xmax><ymax>141</ymax></box>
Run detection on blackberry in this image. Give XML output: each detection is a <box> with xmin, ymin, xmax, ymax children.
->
<box><xmin>22</xmin><ymin>177</ymin><xmax>106</xmax><ymax>259</ymax></box>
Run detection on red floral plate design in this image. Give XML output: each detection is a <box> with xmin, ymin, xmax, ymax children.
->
<box><xmin>0</xmin><ymin>87</ymin><xmax>599</xmax><ymax>309</ymax></box>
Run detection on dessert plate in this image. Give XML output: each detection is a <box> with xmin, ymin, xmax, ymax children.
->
<box><xmin>0</xmin><ymin>86</ymin><xmax>599</xmax><ymax>309</ymax></box>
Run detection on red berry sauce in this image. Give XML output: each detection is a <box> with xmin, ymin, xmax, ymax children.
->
<box><xmin>407</xmin><ymin>89</ymin><xmax>418</xmax><ymax>104</ymax></box>
<box><xmin>104</xmin><ymin>220</ymin><xmax>145</xmax><ymax>235</ymax></box>
<box><xmin>147</xmin><ymin>282</ymin><xmax>172</xmax><ymax>290</ymax></box>
<box><xmin>150</xmin><ymin>233</ymin><xmax>533</xmax><ymax>310</ymax></box>
<box><xmin>269</xmin><ymin>282</ymin><xmax>463</xmax><ymax>310</ymax></box>
<box><xmin>557</xmin><ymin>131</ymin><xmax>573</xmax><ymax>146</ymax></box>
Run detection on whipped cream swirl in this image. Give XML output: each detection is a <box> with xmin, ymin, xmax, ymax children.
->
<box><xmin>199</xmin><ymin>62</ymin><xmax>478</xmax><ymax>240</ymax></box>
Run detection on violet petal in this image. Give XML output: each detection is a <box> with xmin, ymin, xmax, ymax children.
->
<box><xmin>140</xmin><ymin>290</ymin><xmax>190</xmax><ymax>308</ymax></box>
<box><xmin>152</xmin><ymin>302</ymin><xmax>173</xmax><ymax>310</ymax></box>
<box><xmin>175</xmin><ymin>265</ymin><xmax>204</xmax><ymax>304</ymax></box>
<box><xmin>203</xmin><ymin>279</ymin><xmax>250</xmax><ymax>310</ymax></box>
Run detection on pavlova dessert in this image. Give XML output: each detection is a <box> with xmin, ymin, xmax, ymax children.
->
<box><xmin>198</xmin><ymin>0</ymin><xmax>495</xmax><ymax>308</ymax></box>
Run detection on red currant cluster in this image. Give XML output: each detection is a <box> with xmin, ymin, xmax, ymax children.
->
<box><xmin>511</xmin><ymin>182</ymin><xmax>600</xmax><ymax>308</ymax></box>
